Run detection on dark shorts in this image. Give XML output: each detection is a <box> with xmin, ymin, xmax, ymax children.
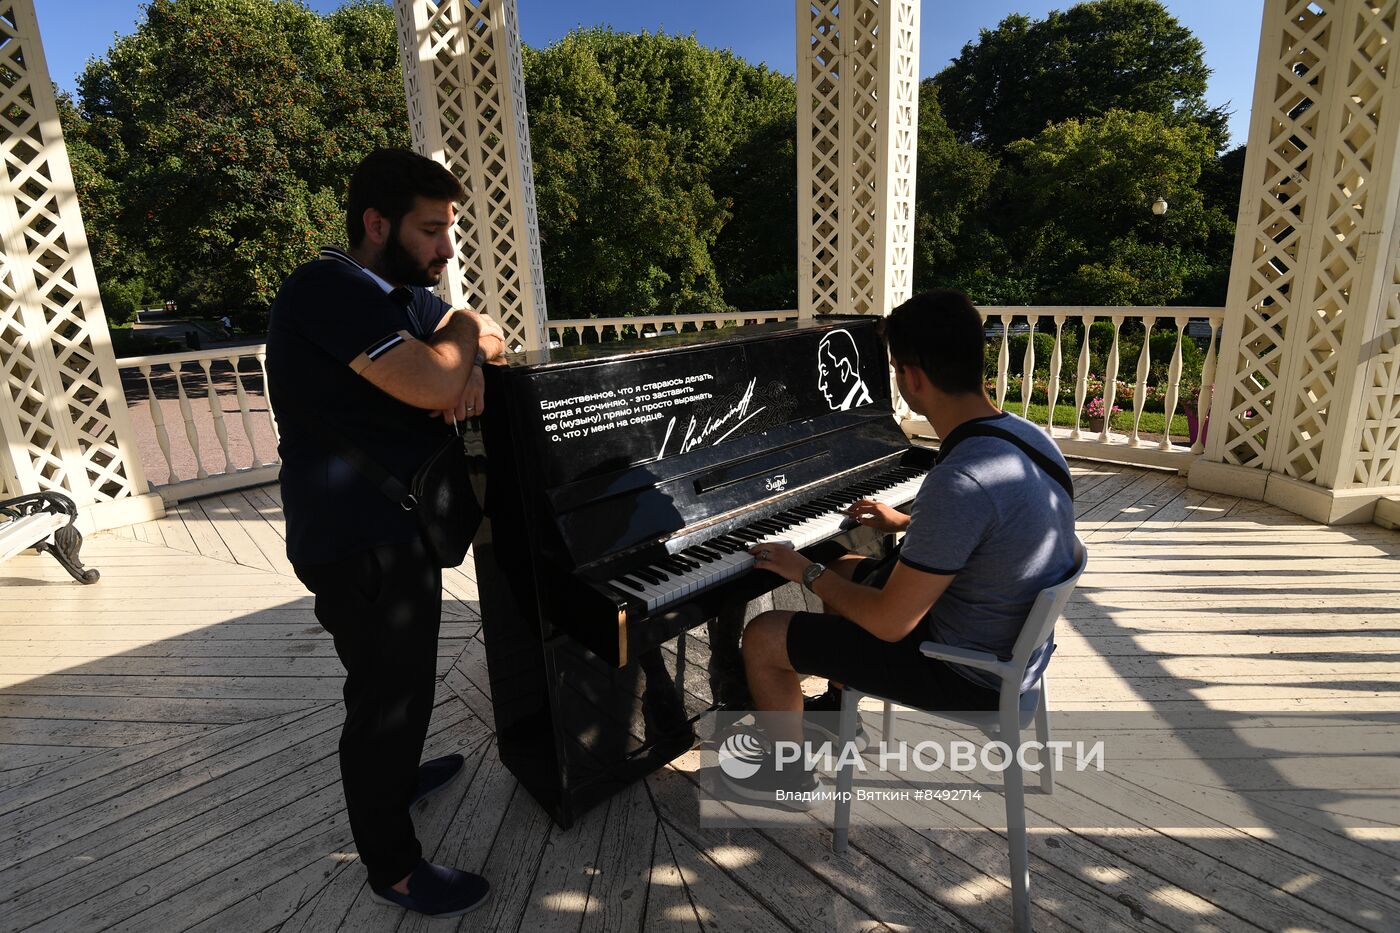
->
<box><xmin>786</xmin><ymin>613</ymin><xmax>999</xmax><ymax>711</ymax></box>
<box><xmin>785</xmin><ymin>553</ymin><xmax>999</xmax><ymax>711</ymax></box>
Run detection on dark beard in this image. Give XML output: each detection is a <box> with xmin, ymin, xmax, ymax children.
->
<box><xmin>383</xmin><ymin>223</ymin><xmax>444</xmax><ymax>287</ymax></box>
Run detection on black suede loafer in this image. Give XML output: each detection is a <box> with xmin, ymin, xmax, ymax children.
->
<box><xmin>370</xmin><ymin>860</ymin><xmax>490</xmax><ymax>918</ymax></box>
<box><xmin>411</xmin><ymin>753</ymin><xmax>465</xmax><ymax>807</ymax></box>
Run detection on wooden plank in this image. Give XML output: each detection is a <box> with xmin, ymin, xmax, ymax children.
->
<box><xmin>0</xmin><ymin>694</ymin><xmax>325</xmax><ymax>724</ymax></box>
<box><xmin>579</xmin><ymin>782</ymin><xmax>659</xmax><ymax>933</ymax></box>
<box><xmin>0</xmin><ymin>706</ymin><xmax>332</xmax><ymax>848</ymax></box>
<box><xmin>515</xmin><ymin>793</ymin><xmax>612</xmax><ymax>932</ymax></box>
<box><xmin>646</xmin><ymin>765</ymin><xmax>887</xmax><ymax>931</ymax></box>
<box><xmin>0</xmin><ymin>718</ymin><xmax>216</xmax><ymax>749</ymax></box>
<box><xmin>1031</xmin><ymin>775</ymin><xmax>1400</xmax><ymax>931</ymax></box>
<box><xmin>644</xmin><ymin>821</ymin><xmax>704</xmax><ymax>933</ymax></box>
<box><xmin>216</xmin><ymin>490</ymin><xmax>295</xmax><ymax>576</ymax></box>
<box><xmin>175</xmin><ymin>712</ymin><xmax>490</xmax><ymax>933</ymax></box>
<box><xmin>190</xmin><ymin>497</ymin><xmax>276</xmax><ymax>572</ymax></box>
<box><xmin>170</xmin><ymin>502</ymin><xmax>236</xmax><ymax>565</ymax></box>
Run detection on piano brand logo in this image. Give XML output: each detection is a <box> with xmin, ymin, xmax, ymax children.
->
<box><xmin>717</xmin><ymin>730</ymin><xmax>768</xmax><ymax>779</ymax></box>
<box><xmin>765</xmin><ymin>474</ymin><xmax>788</xmax><ymax>492</ymax></box>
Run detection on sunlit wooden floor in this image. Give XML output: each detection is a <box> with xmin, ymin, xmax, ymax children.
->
<box><xmin>2</xmin><ymin>461</ymin><xmax>1398</xmax><ymax>932</ymax></box>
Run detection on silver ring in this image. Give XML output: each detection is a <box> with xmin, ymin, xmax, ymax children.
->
<box><xmin>759</xmin><ymin>549</ymin><xmax>769</xmax><ymax>560</ymax></box>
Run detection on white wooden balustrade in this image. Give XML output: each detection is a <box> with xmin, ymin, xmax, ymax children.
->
<box><xmin>545</xmin><ymin>310</ymin><xmax>799</xmax><ymax>346</ymax></box>
<box><xmin>117</xmin><ymin>305</ymin><xmax>1234</xmax><ymax>500</ymax></box>
<box><xmin>115</xmin><ymin>346</ymin><xmax>280</xmax><ymax>503</ymax></box>
<box><xmin>909</xmin><ymin>305</ymin><xmax>1233</xmax><ymax>472</ymax></box>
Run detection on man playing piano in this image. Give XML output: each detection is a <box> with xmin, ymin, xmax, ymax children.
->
<box><xmin>267</xmin><ymin>149</ymin><xmax>505</xmax><ymax>916</ymax></box>
<box><xmin>730</xmin><ymin>289</ymin><xmax>1078</xmax><ymax>804</ymax></box>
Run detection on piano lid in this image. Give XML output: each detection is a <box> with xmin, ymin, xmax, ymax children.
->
<box><xmin>495</xmin><ymin>316</ymin><xmax>892</xmax><ymax>490</ymax></box>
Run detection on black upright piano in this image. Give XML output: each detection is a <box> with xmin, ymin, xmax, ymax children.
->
<box><xmin>470</xmin><ymin>315</ymin><xmax>933</xmax><ymax>827</ymax></box>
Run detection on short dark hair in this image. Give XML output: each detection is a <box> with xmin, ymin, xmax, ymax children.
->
<box><xmin>346</xmin><ymin>148</ymin><xmax>465</xmax><ymax>247</ymax></box>
<box><xmin>882</xmin><ymin>289</ymin><xmax>987</xmax><ymax>396</ymax></box>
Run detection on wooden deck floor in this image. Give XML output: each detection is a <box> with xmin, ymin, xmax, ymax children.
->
<box><xmin>2</xmin><ymin>461</ymin><xmax>1398</xmax><ymax>932</ymax></box>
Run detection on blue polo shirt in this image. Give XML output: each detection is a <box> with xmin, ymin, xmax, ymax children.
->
<box><xmin>267</xmin><ymin>248</ymin><xmax>453</xmax><ymax>565</ymax></box>
<box><xmin>899</xmin><ymin>413</ymin><xmax>1078</xmax><ymax>690</ymax></box>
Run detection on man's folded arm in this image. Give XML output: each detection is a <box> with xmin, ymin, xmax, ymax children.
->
<box><xmin>358</xmin><ymin>310</ymin><xmax>484</xmax><ymax>410</ymax></box>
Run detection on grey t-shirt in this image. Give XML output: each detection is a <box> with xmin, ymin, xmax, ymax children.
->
<box><xmin>899</xmin><ymin>412</ymin><xmax>1078</xmax><ymax>690</ymax></box>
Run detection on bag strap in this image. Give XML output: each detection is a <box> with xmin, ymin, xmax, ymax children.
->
<box><xmin>946</xmin><ymin>423</ymin><xmax>1075</xmax><ymax>500</ymax></box>
<box><xmin>279</xmin><ymin>405</ymin><xmax>450</xmax><ymax>511</ymax></box>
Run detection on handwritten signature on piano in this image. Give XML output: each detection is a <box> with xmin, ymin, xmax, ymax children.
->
<box><xmin>657</xmin><ymin>377</ymin><xmax>766</xmax><ymax>459</ymax></box>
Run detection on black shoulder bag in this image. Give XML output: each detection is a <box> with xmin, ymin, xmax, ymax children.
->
<box><xmin>285</xmin><ymin>409</ymin><xmax>482</xmax><ymax>568</ymax></box>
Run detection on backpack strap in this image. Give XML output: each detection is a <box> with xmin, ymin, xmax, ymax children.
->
<box><xmin>945</xmin><ymin>424</ymin><xmax>1075</xmax><ymax>500</ymax></box>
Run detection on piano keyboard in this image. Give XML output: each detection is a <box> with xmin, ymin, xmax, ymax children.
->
<box><xmin>607</xmin><ymin>466</ymin><xmax>928</xmax><ymax>614</ymax></box>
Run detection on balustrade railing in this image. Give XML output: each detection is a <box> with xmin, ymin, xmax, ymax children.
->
<box><xmin>906</xmin><ymin>305</ymin><xmax>1231</xmax><ymax>471</ymax></box>
<box><xmin>115</xmin><ymin>346</ymin><xmax>279</xmax><ymax>502</ymax></box>
<box><xmin>546</xmin><ymin>310</ymin><xmax>798</xmax><ymax>346</ymax></box>
<box><xmin>117</xmin><ymin>305</ymin><xmax>1232</xmax><ymax>501</ymax></box>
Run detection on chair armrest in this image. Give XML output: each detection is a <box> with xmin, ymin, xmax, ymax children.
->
<box><xmin>918</xmin><ymin>640</ymin><xmax>1013</xmax><ymax>677</ymax></box>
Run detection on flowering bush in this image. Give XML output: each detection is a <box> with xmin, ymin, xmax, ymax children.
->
<box><xmin>1085</xmin><ymin>396</ymin><xmax>1121</xmax><ymax>419</ymax></box>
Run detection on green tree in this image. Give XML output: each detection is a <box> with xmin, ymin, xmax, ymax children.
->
<box><xmin>935</xmin><ymin>0</ymin><xmax>1225</xmax><ymax>151</ymax></box>
<box><xmin>58</xmin><ymin>90</ymin><xmax>152</xmax><ymax>323</ymax></box>
<box><xmin>525</xmin><ymin>29</ymin><xmax>797</xmax><ymax>317</ymax></box>
<box><xmin>996</xmin><ymin>109</ymin><xmax>1230</xmax><ymax>305</ymax></box>
<box><xmin>71</xmin><ymin>0</ymin><xmax>407</xmax><ymax>316</ymax></box>
<box><xmin>910</xmin><ymin>81</ymin><xmax>999</xmax><ymax>293</ymax></box>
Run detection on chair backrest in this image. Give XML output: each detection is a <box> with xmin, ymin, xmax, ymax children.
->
<box><xmin>1008</xmin><ymin>536</ymin><xmax>1088</xmax><ymax>686</ymax></box>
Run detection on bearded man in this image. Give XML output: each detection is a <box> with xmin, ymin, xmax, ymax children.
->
<box><xmin>266</xmin><ymin>148</ymin><xmax>504</xmax><ymax>918</ymax></box>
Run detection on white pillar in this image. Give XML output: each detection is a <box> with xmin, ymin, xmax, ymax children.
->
<box><xmin>0</xmin><ymin>0</ymin><xmax>163</xmax><ymax>530</ymax></box>
<box><xmin>796</xmin><ymin>0</ymin><xmax>919</xmax><ymax>320</ymax></box>
<box><xmin>1193</xmin><ymin>0</ymin><xmax>1400</xmax><ymax>523</ymax></box>
<box><xmin>393</xmin><ymin>0</ymin><xmax>548</xmax><ymax>351</ymax></box>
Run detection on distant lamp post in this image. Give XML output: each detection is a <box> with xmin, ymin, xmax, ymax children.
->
<box><xmin>1151</xmin><ymin>196</ymin><xmax>1169</xmax><ymax>215</ymax></box>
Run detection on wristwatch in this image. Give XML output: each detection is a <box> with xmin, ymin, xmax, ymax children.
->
<box><xmin>802</xmin><ymin>561</ymin><xmax>828</xmax><ymax>592</ymax></box>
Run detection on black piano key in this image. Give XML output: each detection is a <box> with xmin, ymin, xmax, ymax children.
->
<box><xmin>709</xmin><ymin>538</ymin><xmax>742</xmax><ymax>553</ymax></box>
<box><xmin>683</xmin><ymin>547</ymin><xmax>717</xmax><ymax>563</ymax></box>
<box><xmin>617</xmin><ymin>575</ymin><xmax>645</xmax><ymax>592</ymax></box>
<box><xmin>694</xmin><ymin>545</ymin><xmax>725</xmax><ymax>560</ymax></box>
<box><xmin>634</xmin><ymin>567</ymin><xmax>665</xmax><ymax>584</ymax></box>
<box><xmin>732</xmin><ymin>528</ymin><xmax>763</xmax><ymax>541</ymax></box>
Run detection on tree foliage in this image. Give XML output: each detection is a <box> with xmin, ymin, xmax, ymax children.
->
<box><xmin>524</xmin><ymin>29</ymin><xmax>796</xmax><ymax>317</ymax></box>
<box><xmin>935</xmin><ymin>0</ymin><xmax>1226</xmax><ymax>151</ymax></box>
<box><xmin>59</xmin><ymin>0</ymin><xmax>1241</xmax><ymax>326</ymax></box>
<box><xmin>920</xmin><ymin>0</ymin><xmax>1239</xmax><ymax>308</ymax></box>
<box><xmin>70</xmin><ymin>0</ymin><xmax>407</xmax><ymax>316</ymax></box>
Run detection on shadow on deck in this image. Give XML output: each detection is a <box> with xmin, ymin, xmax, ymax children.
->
<box><xmin>1</xmin><ymin>461</ymin><xmax>1397</xmax><ymax>931</ymax></box>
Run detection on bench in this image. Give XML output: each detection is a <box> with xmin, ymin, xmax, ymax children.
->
<box><xmin>0</xmin><ymin>492</ymin><xmax>100</xmax><ymax>584</ymax></box>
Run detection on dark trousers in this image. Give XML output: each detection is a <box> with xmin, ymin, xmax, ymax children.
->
<box><xmin>294</xmin><ymin>535</ymin><xmax>442</xmax><ymax>889</ymax></box>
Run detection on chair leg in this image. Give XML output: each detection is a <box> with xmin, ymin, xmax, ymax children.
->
<box><xmin>1033</xmin><ymin>688</ymin><xmax>1053</xmax><ymax>795</ymax></box>
<box><xmin>833</xmin><ymin>688</ymin><xmax>860</xmax><ymax>854</ymax></box>
<box><xmin>1003</xmin><ymin>729</ymin><xmax>1032</xmax><ymax>933</ymax></box>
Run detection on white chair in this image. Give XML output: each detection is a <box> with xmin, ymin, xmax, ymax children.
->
<box><xmin>832</xmin><ymin>537</ymin><xmax>1087</xmax><ymax>933</ymax></box>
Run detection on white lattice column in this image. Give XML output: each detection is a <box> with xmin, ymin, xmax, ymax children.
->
<box><xmin>1192</xmin><ymin>0</ymin><xmax>1400</xmax><ymax>524</ymax></box>
<box><xmin>0</xmin><ymin>0</ymin><xmax>162</xmax><ymax>530</ymax></box>
<box><xmin>394</xmin><ymin>0</ymin><xmax>548</xmax><ymax>351</ymax></box>
<box><xmin>796</xmin><ymin>0</ymin><xmax>919</xmax><ymax>321</ymax></box>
